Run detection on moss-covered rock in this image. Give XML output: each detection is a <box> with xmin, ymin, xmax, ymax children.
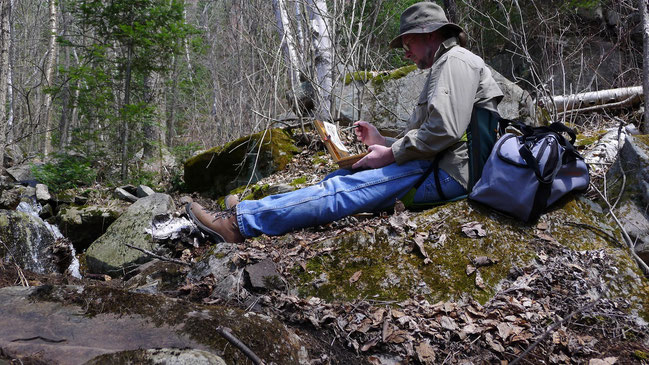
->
<box><xmin>0</xmin><ymin>285</ymin><xmax>307</xmax><ymax>364</ymax></box>
<box><xmin>184</xmin><ymin>128</ymin><xmax>298</xmax><ymax>197</ymax></box>
<box><xmin>291</xmin><ymin>196</ymin><xmax>649</xmax><ymax>318</ymax></box>
<box><xmin>85</xmin><ymin>193</ymin><xmax>175</xmax><ymax>277</ymax></box>
<box><xmin>56</xmin><ymin>205</ymin><xmax>123</xmax><ymax>252</ymax></box>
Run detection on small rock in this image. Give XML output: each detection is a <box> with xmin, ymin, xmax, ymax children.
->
<box><xmin>179</xmin><ymin>196</ymin><xmax>193</xmax><ymax>205</ymax></box>
<box><xmin>136</xmin><ymin>185</ymin><xmax>155</xmax><ymax>198</ymax></box>
<box><xmin>115</xmin><ymin>187</ymin><xmax>138</xmax><ymax>202</ymax></box>
<box><xmin>119</xmin><ymin>184</ymin><xmax>138</xmax><ymax>195</ymax></box>
<box><xmin>35</xmin><ymin>184</ymin><xmax>51</xmax><ymax>201</ymax></box>
<box><xmin>245</xmin><ymin>259</ymin><xmax>285</xmax><ymax>291</ymax></box>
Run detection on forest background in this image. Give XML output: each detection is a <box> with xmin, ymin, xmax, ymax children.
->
<box><xmin>0</xmin><ymin>0</ymin><xmax>642</xmax><ymax>191</ymax></box>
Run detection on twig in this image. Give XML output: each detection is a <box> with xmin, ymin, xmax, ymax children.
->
<box><xmin>510</xmin><ymin>299</ymin><xmax>599</xmax><ymax>365</ymax></box>
<box><xmin>122</xmin><ymin>243</ymin><xmax>191</xmax><ymax>266</ymax></box>
<box><xmin>216</xmin><ymin>326</ymin><xmax>265</xmax><ymax>365</ymax></box>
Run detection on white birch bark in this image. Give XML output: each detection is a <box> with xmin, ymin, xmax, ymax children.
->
<box><xmin>42</xmin><ymin>0</ymin><xmax>58</xmax><ymax>156</ymax></box>
<box><xmin>307</xmin><ymin>0</ymin><xmax>333</xmax><ymax>120</ymax></box>
<box><xmin>642</xmin><ymin>0</ymin><xmax>649</xmax><ymax>133</ymax></box>
<box><xmin>540</xmin><ymin>86</ymin><xmax>643</xmax><ymax>114</ymax></box>
<box><xmin>0</xmin><ymin>0</ymin><xmax>11</xmax><ymax>171</ymax></box>
<box><xmin>273</xmin><ymin>0</ymin><xmax>301</xmax><ymax>88</ymax></box>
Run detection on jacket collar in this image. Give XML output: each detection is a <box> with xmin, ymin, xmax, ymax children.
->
<box><xmin>433</xmin><ymin>37</ymin><xmax>459</xmax><ymax>62</ymax></box>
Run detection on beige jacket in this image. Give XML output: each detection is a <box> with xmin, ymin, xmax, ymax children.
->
<box><xmin>385</xmin><ymin>37</ymin><xmax>503</xmax><ymax>189</ymax></box>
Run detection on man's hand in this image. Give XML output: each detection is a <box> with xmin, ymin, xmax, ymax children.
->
<box><xmin>354</xmin><ymin>121</ymin><xmax>386</xmax><ymax>147</ymax></box>
<box><xmin>352</xmin><ymin>145</ymin><xmax>395</xmax><ymax>169</ymax></box>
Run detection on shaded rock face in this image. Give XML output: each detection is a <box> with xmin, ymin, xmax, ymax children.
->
<box><xmin>0</xmin><ymin>285</ymin><xmax>306</xmax><ymax>365</ymax></box>
<box><xmin>0</xmin><ymin>209</ymin><xmax>66</xmax><ymax>274</ymax></box>
<box><xmin>184</xmin><ymin>128</ymin><xmax>298</xmax><ymax>197</ymax></box>
<box><xmin>333</xmin><ymin>65</ymin><xmax>534</xmax><ymax>134</ymax></box>
<box><xmin>85</xmin><ymin>193</ymin><xmax>175</xmax><ymax>277</ymax></box>
<box><xmin>607</xmin><ymin>134</ymin><xmax>649</xmax><ymax>264</ymax></box>
<box><xmin>56</xmin><ymin>205</ymin><xmax>121</xmax><ymax>252</ymax></box>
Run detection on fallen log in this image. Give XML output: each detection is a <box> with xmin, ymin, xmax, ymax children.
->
<box><xmin>539</xmin><ymin>86</ymin><xmax>642</xmax><ymax>113</ymax></box>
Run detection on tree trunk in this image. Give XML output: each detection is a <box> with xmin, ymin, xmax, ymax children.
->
<box><xmin>42</xmin><ymin>0</ymin><xmax>58</xmax><ymax>156</ymax></box>
<box><xmin>272</xmin><ymin>0</ymin><xmax>301</xmax><ymax>90</ymax></box>
<box><xmin>121</xmin><ymin>43</ymin><xmax>133</xmax><ymax>181</ymax></box>
<box><xmin>143</xmin><ymin>71</ymin><xmax>164</xmax><ymax>160</ymax></box>
<box><xmin>443</xmin><ymin>0</ymin><xmax>458</xmax><ymax>23</ymax></box>
<box><xmin>307</xmin><ymin>0</ymin><xmax>333</xmax><ymax>121</ymax></box>
<box><xmin>0</xmin><ymin>0</ymin><xmax>10</xmax><ymax>172</ymax></box>
<box><xmin>540</xmin><ymin>86</ymin><xmax>643</xmax><ymax>114</ymax></box>
<box><xmin>642</xmin><ymin>0</ymin><xmax>649</xmax><ymax>133</ymax></box>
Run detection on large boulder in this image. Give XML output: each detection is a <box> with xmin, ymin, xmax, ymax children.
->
<box><xmin>0</xmin><ymin>285</ymin><xmax>308</xmax><ymax>364</ymax></box>
<box><xmin>85</xmin><ymin>193</ymin><xmax>175</xmax><ymax>276</ymax></box>
<box><xmin>56</xmin><ymin>205</ymin><xmax>123</xmax><ymax>252</ymax></box>
<box><xmin>184</xmin><ymin>128</ymin><xmax>298</xmax><ymax>197</ymax></box>
<box><xmin>0</xmin><ymin>208</ymin><xmax>70</xmax><ymax>274</ymax></box>
<box><xmin>606</xmin><ymin>134</ymin><xmax>649</xmax><ymax>264</ymax></box>
<box><xmin>333</xmin><ymin>64</ymin><xmax>536</xmax><ymax>135</ymax></box>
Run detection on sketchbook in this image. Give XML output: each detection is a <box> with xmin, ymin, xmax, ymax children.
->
<box><xmin>313</xmin><ymin>120</ymin><xmax>368</xmax><ymax>169</ymax></box>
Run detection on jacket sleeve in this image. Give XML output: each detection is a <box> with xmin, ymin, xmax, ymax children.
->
<box><xmin>390</xmin><ymin>54</ymin><xmax>481</xmax><ymax>164</ymax></box>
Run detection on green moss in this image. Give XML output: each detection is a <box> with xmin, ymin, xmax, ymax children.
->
<box><xmin>290</xmin><ymin>177</ymin><xmax>307</xmax><ymax>186</ymax></box>
<box><xmin>184</xmin><ymin>128</ymin><xmax>298</xmax><ymax>197</ymax></box>
<box><xmin>342</xmin><ymin>65</ymin><xmax>417</xmax><ymax>86</ymax></box>
<box><xmin>291</xmin><ymin>197</ymin><xmax>649</xmax><ymax>316</ymax></box>
<box><xmin>575</xmin><ymin>130</ymin><xmax>607</xmax><ymax>148</ymax></box>
<box><xmin>30</xmin><ymin>285</ymin><xmax>304</xmax><ymax>364</ymax></box>
<box><xmin>634</xmin><ymin>350</ymin><xmax>649</xmax><ymax>360</ymax></box>
<box><xmin>294</xmin><ymin>200</ymin><xmax>533</xmax><ymax>304</ymax></box>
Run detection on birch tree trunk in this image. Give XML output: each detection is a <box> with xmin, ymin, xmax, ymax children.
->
<box><xmin>307</xmin><ymin>0</ymin><xmax>333</xmax><ymax>121</ymax></box>
<box><xmin>642</xmin><ymin>0</ymin><xmax>649</xmax><ymax>134</ymax></box>
<box><xmin>273</xmin><ymin>0</ymin><xmax>301</xmax><ymax>91</ymax></box>
<box><xmin>42</xmin><ymin>0</ymin><xmax>58</xmax><ymax>156</ymax></box>
<box><xmin>0</xmin><ymin>0</ymin><xmax>11</xmax><ymax>172</ymax></box>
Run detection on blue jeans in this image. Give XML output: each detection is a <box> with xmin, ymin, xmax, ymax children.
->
<box><xmin>236</xmin><ymin>160</ymin><xmax>466</xmax><ymax>237</ymax></box>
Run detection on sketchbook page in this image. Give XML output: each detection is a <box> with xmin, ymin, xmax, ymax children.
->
<box><xmin>322</xmin><ymin>121</ymin><xmax>350</xmax><ymax>153</ymax></box>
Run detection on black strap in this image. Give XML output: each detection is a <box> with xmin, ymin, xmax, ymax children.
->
<box><xmin>468</xmin><ymin>109</ymin><xmax>480</xmax><ymax>191</ymax></box>
<box><xmin>433</xmin><ymin>154</ymin><xmax>447</xmax><ymax>201</ymax></box>
<box><xmin>518</xmin><ymin>143</ymin><xmax>556</xmax><ymax>222</ymax></box>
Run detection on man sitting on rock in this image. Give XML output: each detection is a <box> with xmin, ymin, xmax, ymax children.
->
<box><xmin>186</xmin><ymin>2</ymin><xmax>503</xmax><ymax>243</ymax></box>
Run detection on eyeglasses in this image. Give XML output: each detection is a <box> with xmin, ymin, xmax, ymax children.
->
<box><xmin>402</xmin><ymin>41</ymin><xmax>410</xmax><ymax>52</ymax></box>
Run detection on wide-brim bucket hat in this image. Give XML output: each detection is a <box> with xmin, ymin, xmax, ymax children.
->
<box><xmin>389</xmin><ymin>2</ymin><xmax>464</xmax><ymax>49</ymax></box>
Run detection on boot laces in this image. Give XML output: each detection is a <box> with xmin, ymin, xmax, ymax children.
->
<box><xmin>205</xmin><ymin>207</ymin><xmax>236</xmax><ymax>223</ymax></box>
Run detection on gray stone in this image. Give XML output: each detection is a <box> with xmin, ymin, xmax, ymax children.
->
<box><xmin>0</xmin><ymin>285</ymin><xmax>307</xmax><ymax>365</ymax></box>
<box><xmin>0</xmin><ymin>209</ymin><xmax>64</xmax><ymax>274</ymax></box>
<box><xmin>333</xmin><ymin>65</ymin><xmax>536</xmax><ymax>134</ymax></box>
<box><xmin>490</xmin><ymin>68</ymin><xmax>536</xmax><ymax>125</ymax></box>
<box><xmin>57</xmin><ymin>205</ymin><xmax>122</xmax><ymax>251</ymax></box>
<box><xmin>35</xmin><ymin>184</ymin><xmax>51</xmax><ymax>202</ymax></box>
<box><xmin>136</xmin><ymin>185</ymin><xmax>155</xmax><ymax>198</ymax></box>
<box><xmin>124</xmin><ymin>259</ymin><xmax>187</xmax><ymax>295</ymax></box>
<box><xmin>86</xmin><ymin>349</ymin><xmax>227</xmax><ymax>365</ymax></box>
<box><xmin>189</xmin><ymin>243</ymin><xmax>244</xmax><ymax>301</ymax></box>
<box><xmin>268</xmin><ymin>183</ymin><xmax>294</xmax><ymax>195</ymax></box>
<box><xmin>245</xmin><ymin>259</ymin><xmax>285</xmax><ymax>291</ymax></box>
<box><xmin>6</xmin><ymin>164</ymin><xmax>37</xmax><ymax>182</ymax></box>
<box><xmin>115</xmin><ymin>187</ymin><xmax>138</xmax><ymax>203</ymax></box>
<box><xmin>85</xmin><ymin>193</ymin><xmax>175</xmax><ymax>276</ymax></box>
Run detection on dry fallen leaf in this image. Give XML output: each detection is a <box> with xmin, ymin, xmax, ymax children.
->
<box><xmin>461</xmin><ymin>221</ymin><xmax>487</xmax><ymax>238</ymax></box>
<box><xmin>588</xmin><ymin>357</ymin><xmax>618</xmax><ymax>365</ymax></box>
<box><xmin>536</xmin><ymin>222</ymin><xmax>549</xmax><ymax>230</ymax></box>
<box><xmin>466</xmin><ymin>264</ymin><xmax>476</xmax><ymax>276</ymax></box>
<box><xmin>413</xmin><ymin>232</ymin><xmax>432</xmax><ymax>264</ymax></box>
<box><xmin>475</xmin><ymin>270</ymin><xmax>486</xmax><ymax>290</ymax></box>
<box><xmin>349</xmin><ymin>270</ymin><xmax>362</xmax><ymax>284</ymax></box>
<box><xmin>415</xmin><ymin>341</ymin><xmax>436</xmax><ymax>364</ymax></box>
<box><xmin>361</xmin><ymin>337</ymin><xmax>380</xmax><ymax>352</ymax></box>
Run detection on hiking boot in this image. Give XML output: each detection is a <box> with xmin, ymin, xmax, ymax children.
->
<box><xmin>185</xmin><ymin>202</ymin><xmax>244</xmax><ymax>243</ymax></box>
<box><xmin>224</xmin><ymin>194</ymin><xmax>240</xmax><ymax>209</ymax></box>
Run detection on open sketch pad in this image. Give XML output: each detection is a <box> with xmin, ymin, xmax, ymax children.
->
<box><xmin>313</xmin><ymin>120</ymin><xmax>368</xmax><ymax>169</ymax></box>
